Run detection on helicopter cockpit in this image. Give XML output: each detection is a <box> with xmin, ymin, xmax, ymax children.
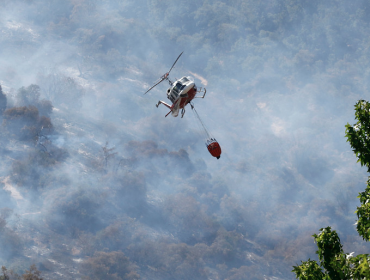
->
<box><xmin>167</xmin><ymin>81</ymin><xmax>184</xmax><ymax>103</ymax></box>
<box><xmin>167</xmin><ymin>76</ymin><xmax>194</xmax><ymax>103</ymax></box>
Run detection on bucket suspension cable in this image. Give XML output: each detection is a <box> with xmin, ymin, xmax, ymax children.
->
<box><xmin>191</xmin><ymin>103</ymin><xmax>211</xmax><ymax>140</ymax></box>
<box><xmin>191</xmin><ymin>102</ymin><xmax>222</xmax><ymax>159</ymax></box>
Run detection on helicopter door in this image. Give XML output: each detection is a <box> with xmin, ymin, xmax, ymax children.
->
<box><xmin>168</xmin><ymin>82</ymin><xmax>182</xmax><ymax>103</ymax></box>
<box><xmin>168</xmin><ymin>89</ymin><xmax>178</xmax><ymax>103</ymax></box>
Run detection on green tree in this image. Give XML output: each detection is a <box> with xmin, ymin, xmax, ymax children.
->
<box><xmin>292</xmin><ymin>227</ymin><xmax>350</xmax><ymax>279</ymax></box>
<box><xmin>293</xmin><ymin>100</ymin><xmax>370</xmax><ymax>279</ymax></box>
<box><xmin>292</xmin><ymin>227</ymin><xmax>370</xmax><ymax>279</ymax></box>
<box><xmin>345</xmin><ymin>100</ymin><xmax>370</xmax><ymax>241</ymax></box>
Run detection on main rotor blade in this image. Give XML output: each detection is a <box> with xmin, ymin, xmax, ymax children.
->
<box><xmin>168</xmin><ymin>51</ymin><xmax>183</xmax><ymax>74</ymax></box>
<box><xmin>144</xmin><ymin>77</ymin><xmax>166</xmax><ymax>94</ymax></box>
<box><xmin>144</xmin><ymin>52</ymin><xmax>183</xmax><ymax>94</ymax></box>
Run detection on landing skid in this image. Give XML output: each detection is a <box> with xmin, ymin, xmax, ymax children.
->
<box><xmin>156</xmin><ymin>100</ymin><xmax>171</xmax><ymax>109</ymax></box>
<box><xmin>156</xmin><ymin>100</ymin><xmax>175</xmax><ymax>117</ymax></box>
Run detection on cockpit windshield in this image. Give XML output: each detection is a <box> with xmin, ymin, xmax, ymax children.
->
<box><xmin>180</xmin><ymin>77</ymin><xmax>189</xmax><ymax>83</ymax></box>
<box><xmin>172</xmin><ymin>83</ymin><xmax>180</xmax><ymax>94</ymax></box>
<box><xmin>173</xmin><ymin>82</ymin><xmax>186</xmax><ymax>93</ymax></box>
<box><xmin>175</xmin><ymin>82</ymin><xmax>182</xmax><ymax>90</ymax></box>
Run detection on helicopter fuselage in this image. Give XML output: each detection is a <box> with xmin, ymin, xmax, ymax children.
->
<box><xmin>166</xmin><ymin>76</ymin><xmax>197</xmax><ymax>117</ymax></box>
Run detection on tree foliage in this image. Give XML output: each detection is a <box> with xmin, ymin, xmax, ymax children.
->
<box><xmin>345</xmin><ymin>100</ymin><xmax>370</xmax><ymax>241</ymax></box>
<box><xmin>2</xmin><ymin>105</ymin><xmax>53</xmax><ymax>142</ymax></box>
<box><xmin>292</xmin><ymin>259</ymin><xmax>324</xmax><ymax>280</ymax></box>
<box><xmin>292</xmin><ymin>227</ymin><xmax>370</xmax><ymax>279</ymax></box>
<box><xmin>356</xmin><ymin>180</ymin><xmax>370</xmax><ymax>241</ymax></box>
<box><xmin>16</xmin><ymin>85</ymin><xmax>53</xmax><ymax>117</ymax></box>
<box><xmin>313</xmin><ymin>227</ymin><xmax>349</xmax><ymax>279</ymax></box>
<box><xmin>345</xmin><ymin>101</ymin><xmax>370</xmax><ymax>173</ymax></box>
<box><xmin>81</xmin><ymin>251</ymin><xmax>140</xmax><ymax>280</ymax></box>
<box><xmin>0</xmin><ymin>265</ymin><xmax>42</xmax><ymax>280</ymax></box>
<box><xmin>1</xmin><ymin>85</ymin><xmax>54</xmax><ymax>142</ymax></box>
<box><xmin>294</xmin><ymin>100</ymin><xmax>370</xmax><ymax>278</ymax></box>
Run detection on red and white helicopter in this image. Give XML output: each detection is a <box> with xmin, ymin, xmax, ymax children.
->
<box><xmin>144</xmin><ymin>52</ymin><xmax>206</xmax><ymax>118</ymax></box>
<box><xmin>144</xmin><ymin>52</ymin><xmax>222</xmax><ymax>159</ymax></box>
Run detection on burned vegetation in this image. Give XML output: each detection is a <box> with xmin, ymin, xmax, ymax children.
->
<box><xmin>1</xmin><ymin>84</ymin><xmax>68</xmax><ymax>192</ymax></box>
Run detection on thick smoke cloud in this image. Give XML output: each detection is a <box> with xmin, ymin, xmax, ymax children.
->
<box><xmin>1</xmin><ymin>0</ymin><xmax>370</xmax><ymax>279</ymax></box>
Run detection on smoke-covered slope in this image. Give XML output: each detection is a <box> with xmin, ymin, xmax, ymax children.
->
<box><xmin>1</xmin><ymin>1</ymin><xmax>370</xmax><ymax>279</ymax></box>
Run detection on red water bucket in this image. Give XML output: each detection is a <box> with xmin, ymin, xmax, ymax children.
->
<box><xmin>206</xmin><ymin>139</ymin><xmax>221</xmax><ymax>159</ymax></box>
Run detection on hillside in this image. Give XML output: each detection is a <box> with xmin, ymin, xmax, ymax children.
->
<box><xmin>1</xmin><ymin>1</ymin><xmax>370</xmax><ymax>279</ymax></box>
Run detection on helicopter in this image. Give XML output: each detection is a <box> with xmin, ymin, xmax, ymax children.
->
<box><xmin>144</xmin><ymin>52</ymin><xmax>222</xmax><ymax>159</ymax></box>
<box><xmin>144</xmin><ymin>52</ymin><xmax>206</xmax><ymax>118</ymax></box>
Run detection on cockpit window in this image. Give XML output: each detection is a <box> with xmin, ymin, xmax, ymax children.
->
<box><xmin>168</xmin><ymin>80</ymin><xmax>189</xmax><ymax>103</ymax></box>
<box><xmin>172</xmin><ymin>83</ymin><xmax>181</xmax><ymax>94</ymax></box>
<box><xmin>173</xmin><ymin>82</ymin><xmax>186</xmax><ymax>93</ymax></box>
<box><xmin>180</xmin><ymin>77</ymin><xmax>189</xmax><ymax>83</ymax></box>
<box><xmin>176</xmin><ymin>82</ymin><xmax>188</xmax><ymax>90</ymax></box>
